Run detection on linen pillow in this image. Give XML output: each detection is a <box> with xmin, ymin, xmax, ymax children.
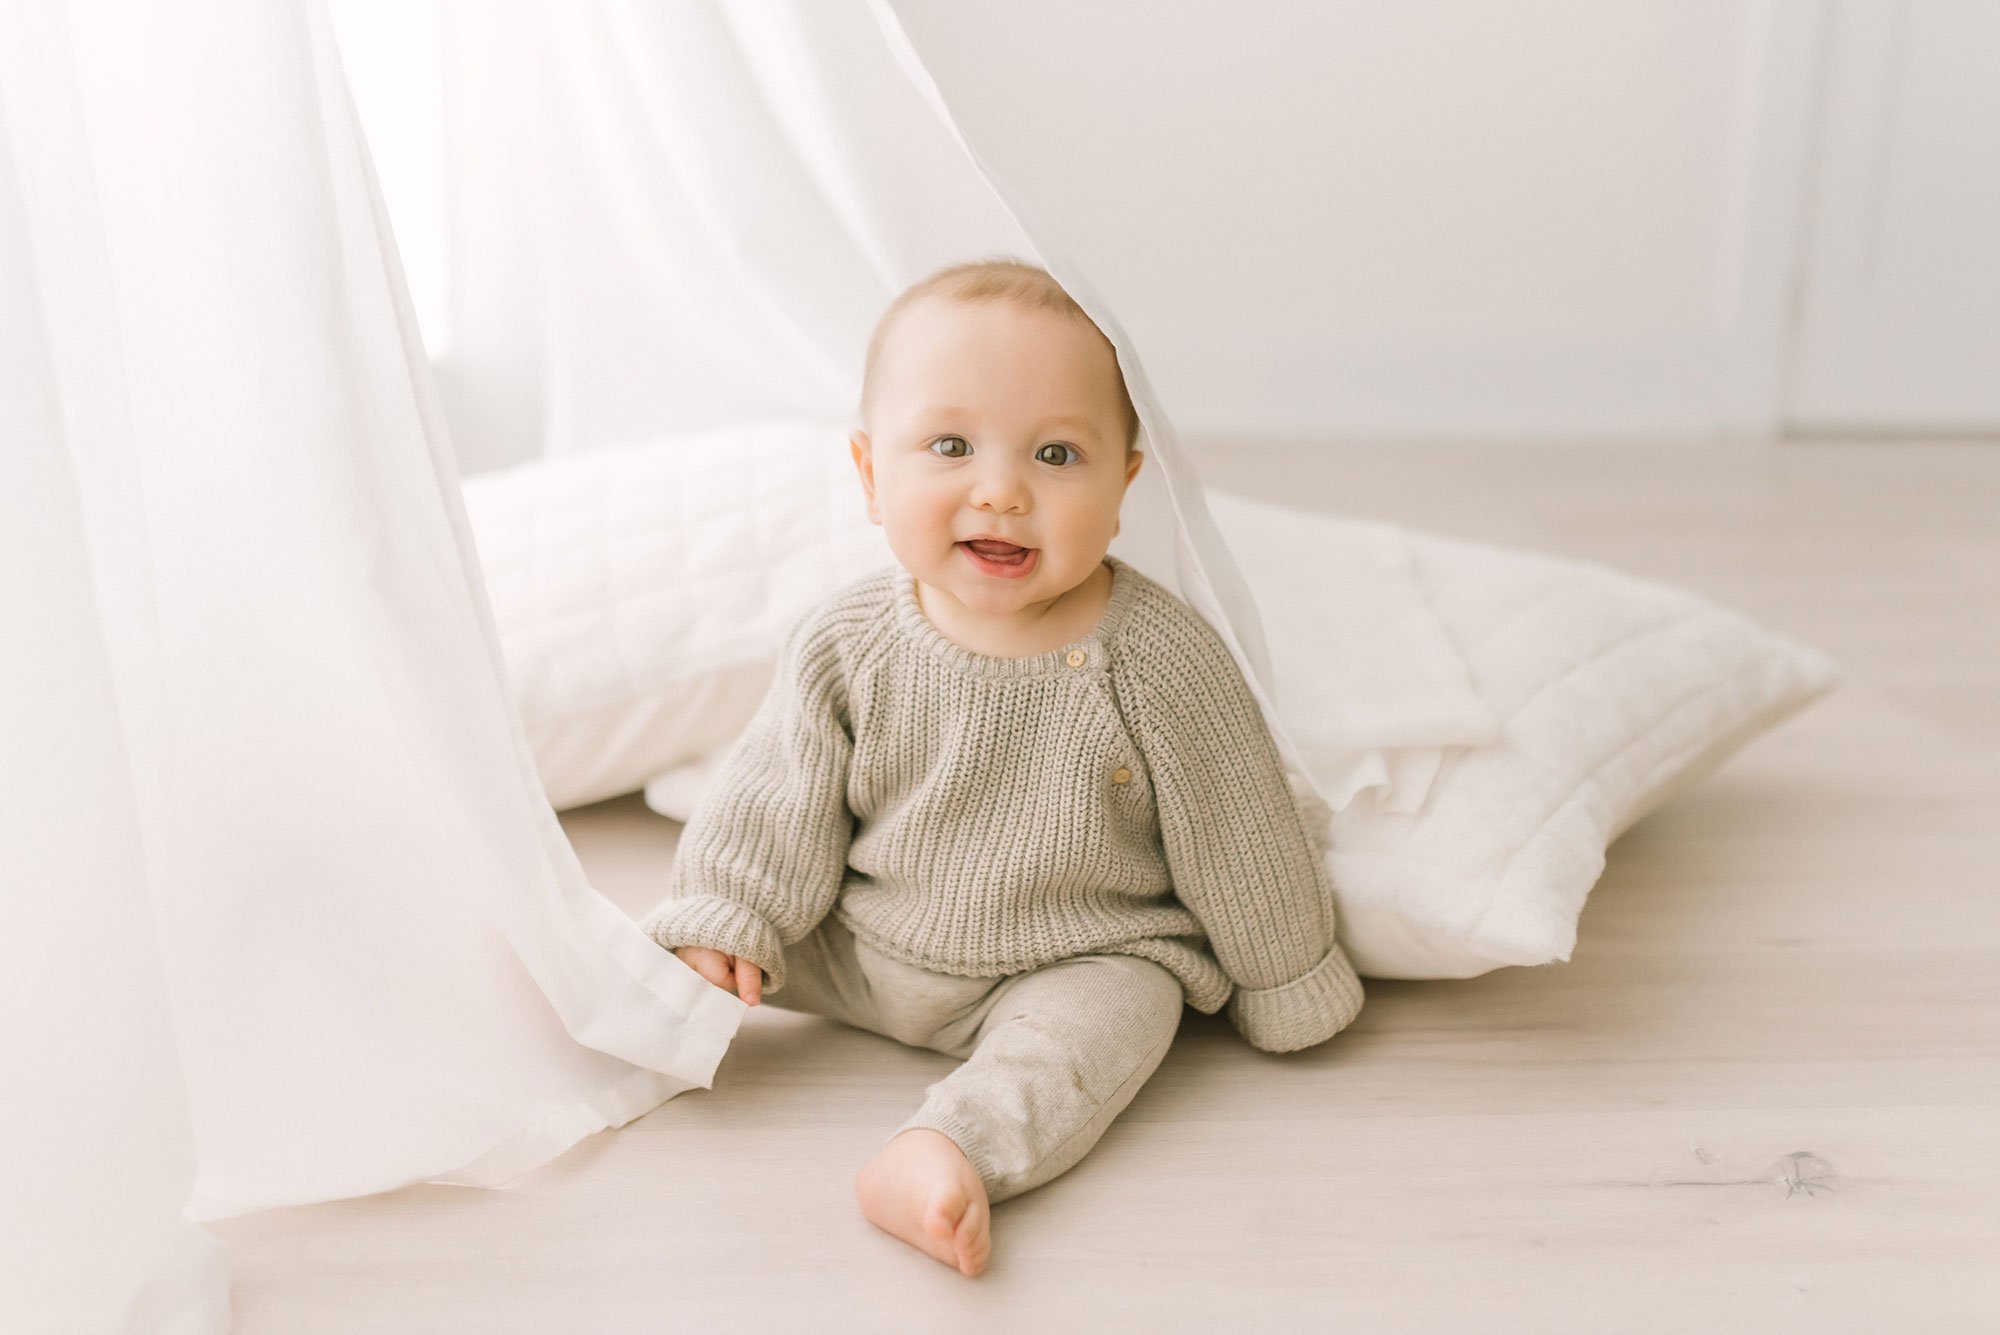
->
<box><xmin>463</xmin><ymin>440</ymin><xmax>1840</xmax><ymax>981</ymax></box>
<box><xmin>462</xmin><ymin>418</ymin><xmax>893</xmax><ymax>812</ymax></box>
<box><xmin>1203</xmin><ymin>493</ymin><xmax>1841</xmax><ymax>979</ymax></box>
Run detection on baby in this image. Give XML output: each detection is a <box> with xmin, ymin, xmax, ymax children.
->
<box><xmin>641</xmin><ymin>258</ymin><xmax>1364</xmax><ymax>1277</ymax></box>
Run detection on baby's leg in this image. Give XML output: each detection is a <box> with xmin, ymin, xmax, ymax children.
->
<box><xmin>777</xmin><ymin>925</ymin><xmax>1183</xmax><ymax>1275</ymax></box>
<box><xmin>748</xmin><ymin>919</ymin><xmax>1001</xmax><ymax>1275</ymax></box>
<box><xmin>885</xmin><ymin>951</ymin><xmax>1186</xmax><ymax>1209</ymax></box>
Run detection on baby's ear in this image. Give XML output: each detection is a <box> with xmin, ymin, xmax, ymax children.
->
<box><xmin>848</xmin><ymin>431</ymin><xmax>880</xmax><ymax>523</ymax></box>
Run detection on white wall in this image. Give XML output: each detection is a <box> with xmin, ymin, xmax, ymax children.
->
<box><xmin>1786</xmin><ymin>0</ymin><xmax>2000</xmax><ymax>432</ymax></box>
<box><xmin>888</xmin><ymin>0</ymin><xmax>1817</xmax><ymax>443</ymax></box>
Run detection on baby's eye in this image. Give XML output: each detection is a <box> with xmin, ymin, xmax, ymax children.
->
<box><xmin>930</xmin><ymin>435</ymin><xmax>970</xmax><ymax>458</ymax></box>
<box><xmin>1037</xmin><ymin>442</ymin><xmax>1078</xmax><ymax>466</ymax></box>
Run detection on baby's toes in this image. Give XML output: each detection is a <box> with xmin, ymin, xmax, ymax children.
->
<box><xmin>952</xmin><ymin>1197</ymin><xmax>991</xmax><ymax>1276</ymax></box>
<box><xmin>912</xmin><ymin>1192</ymin><xmax>961</xmax><ymax>1264</ymax></box>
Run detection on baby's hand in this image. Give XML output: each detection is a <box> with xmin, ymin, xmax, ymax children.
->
<box><xmin>674</xmin><ymin>945</ymin><xmax>762</xmax><ymax>1005</ymax></box>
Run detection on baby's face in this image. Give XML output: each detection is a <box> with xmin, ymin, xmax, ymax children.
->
<box><xmin>849</xmin><ymin>296</ymin><xmax>1143</xmax><ymax>625</ymax></box>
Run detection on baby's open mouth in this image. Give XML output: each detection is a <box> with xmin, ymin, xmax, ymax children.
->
<box><xmin>960</xmin><ymin>539</ymin><xmax>1034</xmax><ymax>567</ymax></box>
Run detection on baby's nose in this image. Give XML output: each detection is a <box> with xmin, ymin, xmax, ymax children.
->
<box><xmin>969</xmin><ymin>462</ymin><xmax>1032</xmax><ymax>509</ymax></box>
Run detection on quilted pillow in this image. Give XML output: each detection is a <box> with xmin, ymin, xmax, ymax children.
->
<box><xmin>463</xmin><ymin>418</ymin><xmax>893</xmax><ymax>812</ymax></box>
<box><xmin>1203</xmin><ymin>493</ymin><xmax>1841</xmax><ymax>979</ymax></box>
<box><xmin>463</xmin><ymin>437</ymin><xmax>1840</xmax><ymax>981</ymax></box>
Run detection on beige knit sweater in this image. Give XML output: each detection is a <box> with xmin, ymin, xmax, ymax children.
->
<box><xmin>640</xmin><ymin>553</ymin><xmax>1365</xmax><ymax>1053</ymax></box>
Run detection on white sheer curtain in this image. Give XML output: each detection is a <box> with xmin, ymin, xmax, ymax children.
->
<box><xmin>1</xmin><ymin>1</ymin><xmax>741</xmax><ymax>1328</ymax></box>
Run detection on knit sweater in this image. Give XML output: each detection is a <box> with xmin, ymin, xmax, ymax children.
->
<box><xmin>640</xmin><ymin>553</ymin><xmax>1365</xmax><ymax>1053</ymax></box>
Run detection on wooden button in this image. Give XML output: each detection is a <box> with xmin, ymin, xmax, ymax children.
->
<box><xmin>1112</xmin><ymin>767</ymin><xmax>1132</xmax><ymax>785</ymax></box>
<box><xmin>1065</xmin><ymin>649</ymin><xmax>1087</xmax><ymax>667</ymax></box>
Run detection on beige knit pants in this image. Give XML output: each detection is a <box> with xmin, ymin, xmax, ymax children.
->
<box><xmin>764</xmin><ymin>912</ymin><xmax>1187</xmax><ymax>1205</ymax></box>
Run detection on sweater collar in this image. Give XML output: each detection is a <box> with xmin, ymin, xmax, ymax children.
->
<box><xmin>891</xmin><ymin>554</ymin><xmax>1139</xmax><ymax>679</ymax></box>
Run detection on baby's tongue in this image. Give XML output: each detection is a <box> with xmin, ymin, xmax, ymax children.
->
<box><xmin>967</xmin><ymin>539</ymin><xmax>1026</xmax><ymax>558</ymax></box>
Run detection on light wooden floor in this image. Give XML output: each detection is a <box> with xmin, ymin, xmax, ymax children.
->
<box><xmin>214</xmin><ymin>439</ymin><xmax>2000</xmax><ymax>1332</ymax></box>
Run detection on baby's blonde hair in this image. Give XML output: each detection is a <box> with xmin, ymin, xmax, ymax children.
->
<box><xmin>859</xmin><ymin>257</ymin><xmax>1142</xmax><ymax>453</ymax></box>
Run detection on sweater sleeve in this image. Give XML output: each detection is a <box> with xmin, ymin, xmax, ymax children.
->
<box><xmin>638</xmin><ymin>608</ymin><xmax>856</xmax><ymax>997</ymax></box>
<box><xmin>1127</xmin><ymin>604</ymin><xmax>1365</xmax><ymax>1053</ymax></box>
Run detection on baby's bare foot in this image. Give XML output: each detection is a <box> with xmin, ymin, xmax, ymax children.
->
<box><xmin>853</xmin><ymin>1128</ymin><xmax>991</xmax><ymax>1277</ymax></box>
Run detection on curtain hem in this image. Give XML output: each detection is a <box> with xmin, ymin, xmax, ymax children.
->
<box><xmin>426</xmin><ymin>1063</ymin><xmax>697</xmax><ymax>1190</ymax></box>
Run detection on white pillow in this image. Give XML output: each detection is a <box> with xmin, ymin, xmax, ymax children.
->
<box><xmin>464</xmin><ymin>439</ymin><xmax>1841</xmax><ymax>981</ymax></box>
<box><xmin>1204</xmin><ymin>493</ymin><xmax>1841</xmax><ymax>979</ymax></box>
<box><xmin>463</xmin><ymin>418</ymin><xmax>893</xmax><ymax>811</ymax></box>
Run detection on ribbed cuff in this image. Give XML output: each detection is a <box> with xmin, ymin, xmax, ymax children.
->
<box><xmin>1226</xmin><ymin>940</ymin><xmax>1365</xmax><ymax>1053</ymax></box>
<box><xmin>889</xmin><ymin>1105</ymin><xmax>1004</xmax><ymax>1205</ymax></box>
<box><xmin>639</xmin><ymin>895</ymin><xmax>789</xmax><ymax>995</ymax></box>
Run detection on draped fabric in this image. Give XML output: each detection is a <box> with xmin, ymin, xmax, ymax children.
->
<box><xmin>2</xmin><ymin>1</ymin><xmax>741</xmax><ymax>1328</ymax></box>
